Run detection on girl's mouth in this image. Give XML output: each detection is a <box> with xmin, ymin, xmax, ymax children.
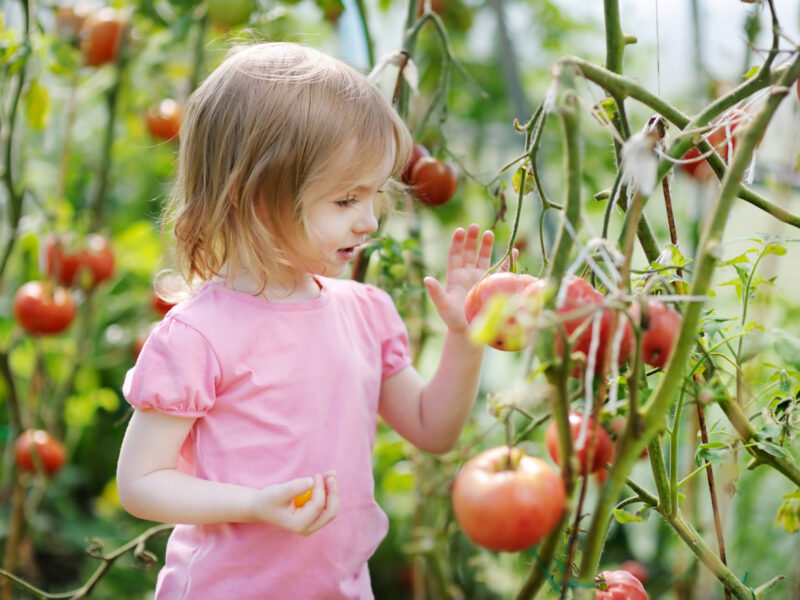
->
<box><xmin>337</xmin><ymin>247</ymin><xmax>357</xmax><ymax>260</ymax></box>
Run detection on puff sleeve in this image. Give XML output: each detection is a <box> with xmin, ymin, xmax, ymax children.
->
<box><xmin>364</xmin><ymin>285</ymin><xmax>411</xmax><ymax>379</ymax></box>
<box><xmin>123</xmin><ymin>317</ymin><xmax>220</xmax><ymax>417</ymax></box>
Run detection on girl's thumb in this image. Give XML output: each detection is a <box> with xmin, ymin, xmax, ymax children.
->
<box><xmin>424</xmin><ymin>277</ymin><xmax>444</xmax><ymax>306</ymax></box>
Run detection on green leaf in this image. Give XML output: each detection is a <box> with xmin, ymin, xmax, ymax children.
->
<box><xmin>511</xmin><ymin>166</ymin><xmax>535</xmax><ymax>196</ymax></box>
<box><xmin>695</xmin><ymin>441</ymin><xmax>729</xmax><ymax>465</ymax></box>
<box><xmin>775</xmin><ymin>489</ymin><xmax>800</xmax><ymax>534</ymax></box>
<box><xmin>666</xmin><ymin>244</ymin><xmax>691</xmax><ymax>268</ymax></box>
<box><xmin>598</xmin><ymin>96</ymin><xmax>618</xmax><ymax>124</ymax></box>
<box><xmin>762</xmin><ymin>242</ymin><xmax>787</xmax><ymax>257</ymax></box>
<box><xmin>755</xmin><ymin>440</ymin><xmax>794</xmax><ymax>460</ymax></box>
<box><xmin>742</xmin><ymin>65</ymin><xmax>760</xmax><ymax>78</ymax></box>
<box><xmin>64</xmin><ymin>388</ymin><xmax>120</xmax><ymax>429</ymax></box>
<box><xmin>24</xmin><ymin>78</ymin><xmax>50</xmax><ymax>131</ymax></box>
<box><xmin>773</xmin><ymin>329</ymin><xmax>800</xmax><ymax>371</ymax></box>
<box><xmin>612</xmin><ymin>509</ymin><xmax>643</xmax><ymax>524</ymax></box>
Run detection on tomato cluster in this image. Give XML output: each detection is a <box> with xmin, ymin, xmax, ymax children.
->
<box><xmin>12</xmin><ymin>234</ymin><xmax>115</xmax><ymax>337</ymax></box>
<box><xmin>464</xmin><ymin>272</ymin><xmax>681</xmax><ymax>372</ymax></box>
<box><xmin>404</xmin><ymin>143</ymin><xmax>459</xmax><ymax>206</ymax></box>
<box><xmin>44</xmin><ymin>233</ymin><xmax>114</xmax><ymax>288</ymax></box>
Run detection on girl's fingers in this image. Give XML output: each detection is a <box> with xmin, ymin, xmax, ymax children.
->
<box><xmin>275</xmin><ymin>477</ymin><xmax>316</xmax><ymax>504</ymax></box>
<box><xmin>475</xmin><ymin>230</ymin><xmax>494</xmax><ymax>269</ymax></box>
<box><xmin>461</xmin><ymin>224</ymin><xmax>481</xmax><ymax>267</ymax></box>
<box><xmin>447</xmin><ymin>228</ymin><xmax>467</xmax><ymax>273</ymax></box>
<box><xmin>306</xmin><ymin>473</ymin><xmax>339</xmax><ymax>534</ymax></box>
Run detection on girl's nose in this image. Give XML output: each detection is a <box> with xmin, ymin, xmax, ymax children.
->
<box><xmin>355</xmin><ymin>202</ymin><xmax>379</xmax><ymax>235</ymax></box>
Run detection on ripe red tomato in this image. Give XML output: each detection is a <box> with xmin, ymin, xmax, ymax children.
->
<box><xmin>620</xmin><ymin>560</ymin><xmax>650</xmax><ymax>586</ymax></box>
<box><xmin>525</xmin><ymin>275</ymin><xmax>632</xmax><ymax>376</ymax></box>
<box><xmin>80</xmin><ymin>8</ymin><xmax>126</xmax><ymax>67</ymax></box>
<box><xmin>13</xmin><ymin>281</ymin><xmax>76</xmax><ymax>335</ymax></box>
<box><xmin>15</xmin><ymin>430</ymin><xmax>67</xmax><ymax>475</ymax></box>
<box><xmin>633</xmin><ymin>300</ymin><xmax>682</xmax><ymax>369</ymax></box>
<box><xmin>146</xmin><ymin>99</ymin><xmax>182</xmax><ymax>141</ymax></box>
<box><xmin>151</xmin><ymin>293</ymin><xmax>176</xmax><ymax>317</ymax></box>
<box><xmin>546</xmin><ymin>411</ymin><xmax>614</xmax><ymax>476</ymax></box>
<box><xmin>43</xmin><ymin>233</ymin><xmax>114</xmax><ymax>288</ymax></box>
<box><xmin>44</xmin><ymin>233</ymin><xmax>83</xmax><ymax>287</ymax></box>
<box><xmin>680</xmin><ymin>110</ymin><xmax>763</xmax><ymax>181</ymax></box>
<box><xmin>56</xmin><ymin>2</ymin><xmax>92</xmax><ymax>41</ymax></box>
<box><xmin>81</xmin><ymin>233</ymin><xmax>115</xmax><ymax>287</ymax></box>
<box><xmin>451</xmin><ymin>446</ymin><xmax>566</xmax><ymax>552</ymax></box>
<box><xmin>464</xmin><ymin>272</ymin><xmax>538</xmax><ymax>351</ymax></box>
<box><xmin>402</xmin><ymin>143</ymin><xmax>431</xmax><ymax>184</ymax></box>
<box><xmin>410</xmin><ymin>156</ymin><xmax>458</xmax><ymax>206</ymax></box>
<box><xmin>595</xmin><ymin>569</ymin><xmax>649</xmax><ymax>600</ymax></box>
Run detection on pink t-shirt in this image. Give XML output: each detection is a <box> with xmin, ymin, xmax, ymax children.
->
<box><xmin>122</xmin><ymin>277</ymin><xmax>411</xmax><ymax>599</ymax></box>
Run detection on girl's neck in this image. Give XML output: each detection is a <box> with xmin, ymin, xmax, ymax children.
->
<box><xmin>213</xmin><ymin>267</ymin><xmax>321</xmax><ymax>303</ymax></box>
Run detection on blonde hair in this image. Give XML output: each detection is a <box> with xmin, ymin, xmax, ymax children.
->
<box><xmin>164</xmin><ymin>42</ymin><xmax>411</xmax><ymax>292</ymax></box>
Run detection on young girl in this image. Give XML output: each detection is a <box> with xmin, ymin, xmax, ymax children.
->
<box><xmin>116</xmin><ymin>42</ymin><xmax>498</xmax><ymax>599</ymax></box>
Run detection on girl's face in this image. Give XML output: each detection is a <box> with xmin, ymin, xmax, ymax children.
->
<box><xmin>294</xmin><ymin>148</ymin><xmax>394</xmax><ymax>279</ymax></box>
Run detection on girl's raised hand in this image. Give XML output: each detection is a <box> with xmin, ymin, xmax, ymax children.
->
<box><xmin>424</xmin><ymin>224</ymin><xmax>495</xmax><ymax>334</ymax></box>
<box><xmin>252</xmin><ymin>471</ymin><xmax>339</xmax><ymax>536</ymax></box>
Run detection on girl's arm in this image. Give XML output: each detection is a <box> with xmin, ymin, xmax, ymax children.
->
<box><xmin>379</xmin><ymin>224</ymin><xmax>502</xmax><ymax>454</ymax></box>
<box><xmin>116</xmin><ymin>409</ymin><xmax>338</xmax><ymax>533</ymax></box>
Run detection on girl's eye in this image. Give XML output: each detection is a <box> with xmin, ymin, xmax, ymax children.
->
<box><xmin>336</xmin><ymin>195</ymin><xmax>357</xmax><ymax>208</ymax></box>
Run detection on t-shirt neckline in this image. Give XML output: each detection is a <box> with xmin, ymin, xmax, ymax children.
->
<box><xmin>201</xmin><ymin>276</ymin><xmax>332</xmax><ymax>311</ymax></box>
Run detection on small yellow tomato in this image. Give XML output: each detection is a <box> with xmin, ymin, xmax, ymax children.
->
<box><xmin>293</xmin><ymin>488</ymin><xmax>313</xmax><ymax>508</ymax></box>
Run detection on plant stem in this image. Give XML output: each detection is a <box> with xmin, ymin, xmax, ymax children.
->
<box><xmin>353</xmin><ymin>0</ymin><xmax>375</xmax><ymax>68</ymax></box>
<box><xmin>89</xmin><ymin>29</ymin><xmax>128</xmax><ymax>230</ymax></box>
<box><xmin>549</xmin><ymin>69</ymin><xmax>581</xmax><ymax>280</ymax></box>
<box><xmin>0</xmin><ymin>0</ymin><xmax>31</xmax><ymax>284</ymax></box>
<box><xmin>0</xmin><ymin>524</ymin><xmax>173</xmax><ymax>599</ymax></box>
<box><xmin>696</xmin><ymin>401</ymin><xmax>732</xmax><ymax>600</ymax></box>
<box><xmin>716</xmin><ymin>391</ymin><xmax>800</xmax><ymax>487</ymax></box>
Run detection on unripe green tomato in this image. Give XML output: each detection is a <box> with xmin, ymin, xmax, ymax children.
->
<box><xmin>388</xmin><ymin>263</ymin><xmax>407</xmax><ymax>280</ymax></box>
<box><xmin>207</xmin><ymin>0</ymin><xmax>254</xmax><ymax>27</ymax></box>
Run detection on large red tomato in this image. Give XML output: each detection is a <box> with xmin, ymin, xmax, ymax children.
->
<box><xmin>464</xmin><ymin>272</ymin><xmax>538</xmax><ymax>351</ymax></box>
<box><xmin>13</xmin><ymin>281</ymin><xmax>76</xmax><ymax>335</ymax></box>
<box><xmin>402</xmin><ymin>143</ymin><xmax>431</xmax><ymax>184</ymax></box>
<box><xmin>633</xmin><ymin>300</ymin><xmax>682</xmax><ymax>369</ymax></box>
<box><xmin>595</xmin><ymin>569</ymin><xmax>649</xmax><ymax>600</ymax></box>
<box><xmin>15</xmin><ymin>430</ymin><xmax>67</xmax><ymax>475</ymax></box>
<box><xmin>80</xmin><ymin>8</ymin><xmax>126</xmax><ymax>67</ymax></box>
<box><xmin>526</xmin><ymin>275</ymin><xmax>632</xmax><ymax>376</ymax></box>
<box><xmin>545</xmin><ymin>411</ymin><xmax>614</xmax><ymax>476</ymax></box>
<box><xmin>410</xmin><ymin>156</ymin><xmax>458</xmax><ymax>206</ymax></box>
<box><xmin>451</xmin><ymin>446</ymin><xmax>566</xmax><ymax>552</ymax></box>
<box><xmin>146</xmin><ymin>99</ymin><xmax>182</xmax><ymax>141</ymax></box>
